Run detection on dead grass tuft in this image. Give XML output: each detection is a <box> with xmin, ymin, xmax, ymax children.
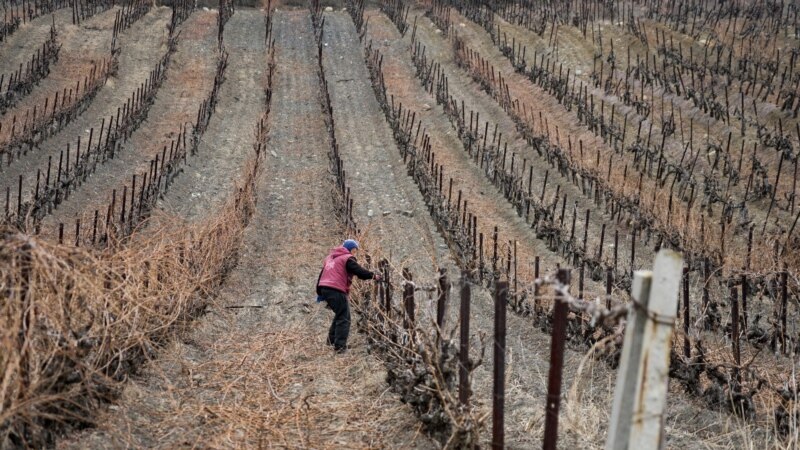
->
<box><xmin>0</xmin><ymin>146</ymin><xmax>262</xmax><ymax>447</ymax></box>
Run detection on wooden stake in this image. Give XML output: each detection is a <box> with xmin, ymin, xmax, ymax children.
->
<box><xmin>607</xmin><ymin>250</ymin><xmax>682</xmax><ymax>450</ymax></box>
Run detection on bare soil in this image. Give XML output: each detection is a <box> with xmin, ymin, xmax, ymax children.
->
<box><xmin>0</xmin><ymin>9</ymin><xmax>73</xmax><ymax>81</ymax></box>
<box><xmin>58</xmin><ymin>9</ymin><xmax>435</xmax><ymax>449</ymax></box>
<box><xmin>419</xmin><ymin>10</ymin><xmax>654</xmax><ymax>277</ymax></box>
<box><xmin>39</xmin><ymin>10</ymin><xmax>219</xmax><ymax>235</ymax></box>
<box><xmin>156</xmin><ymin>9</ymin><xmax>267</xmax><ymax>222</ymax></box>
<box><xmin>0</xmin><ymin>7</ymin><xmax>171</xmax><ymax>217</ymax></box>
<box><xmin>1</xmin><ymin>4</ymin><xmax>792</xmax><ymax>450</ymax></box>
<box><xmin>492</xmin><ymin>12</ymin><xmax>794</xmax><ymax>249</ymax></box>
<box><xmin>364</xmin><ymin>8</ymin><xmax>770</xmax><ymax>449</ymax></box>
<box><xmin>0</xmin><ymin>7</ymin><xmax>119</xmax><ymax>144</ymax></box>
<box><xmin>321</xmin><ymin>12</ymin><xmax>452</xmax><ymax>278</ymax></box>
<box><xmin>442</xmin><ymin>8</ymin><xmax>800</xmax><ymax>431</ymax></box>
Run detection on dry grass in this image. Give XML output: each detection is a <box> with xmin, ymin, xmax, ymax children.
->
<box><xmin>0</xmin><ymin>144</ymin><xmax>261</xmax><ymax>447</ymax></box>
<box><xmin>82</xmin><ymin>319</ymin><xmax>433</xmax><ymax>449</ymax></box>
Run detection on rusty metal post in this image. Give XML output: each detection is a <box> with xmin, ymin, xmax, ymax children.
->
<box><xmin>379</xmin><ymin>259</ymin><xmax>390</xmax><ymax>315</ymax></box>
<box><xmin>437</xmin><ymin>268</ymin><xmax>448</xmax><ymax>329</ymax></box>
<box><xmin>74</xmin><ymin>218</ymin><xmax>80</xmax><ymax>247</ymax></box>
<box><xmin>781</xmin><ymin>268</ymin><xmax>788</xmax><ymax>353</ymax></box>
<box><xmin>492</xmin><ymin>281</ymin><xmax>508</xmax><ymax>450</ymax></box>
<box><xmin>534</xmin><ymin>255</ymin><xmax>540</xmax><ymax>310</ymax></box>
<box><xmin>513</xmin><ymin>240</ymin><xmax>518</xmax><ymax>304</ymax></box>
<box><xmin>365</xmin><ymin>254</ymin><xmax>375</xmax><ymax>314</ymax></box>
<box><xmin>731</xmin><ymin>285</ymin><xmax>740</xmax><ymax>379</ymax></box>
<box><xmin>614</xmin><ymin>229</ymin><xmax>619</xmax><ymax>274</ymax></box>
<box><xmin>459</xmin><ymin>272</ymin><xmax>471</xmax><ymax>406</ymax></box>
<box><xmin>492</xmin><ymin>225</ymin><xmax>499</xmax><ymax>276</ymax></box>
<box><xmin>92</xmin><ymin>209</ymin><xmax>98</xmax><ymax>245</ymax></box>
<box><xmin>543</xmin><ymin>269</ymin><xmax>570</xmax><ymax>450</ymax></box>
<box><xmin>378</xmin><ymin>271</ymin><xmax>386</xmax><ymax>319</ymax></box>
<box><xmin>683</xmin><ymin>267</ymin><xmax>690</xmax><ymax>359</ymax></box>
<box><xmin>702</xmin><ymin>259</ymin><xmax>711</xmax><ymax>330</ymax></box>
<box><xmin>384</xmin><ymin>262</ymin><xmax>392</xmax><ymax>314</ymax></box>
<box><xmin>630</xmin><ymin>228</ymin><xmax>636</xmax><ymax>280</ymax></box>
<box><xmin>403</xmin><ymin>268</ymin><xmax>414</xmax><ymax>333</ymax></box>
<box><xmin>17</xmin><ymin>175</ymin><xmax>22</xmax><ymax>219</ymax></box>
<box><xmin>741</xmin><ymin>273</ymin><xmax>748</xmax><ymax>330</ymax></box>
<box><xmin>479</xmin><ymin>232</ymin><xmax>484</xmax><ymax>281</ymax></box>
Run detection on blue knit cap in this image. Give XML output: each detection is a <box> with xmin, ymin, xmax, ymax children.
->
<box><xmin>343</xmin><ymin>239</ymin><xmax>359</xmax><ymax>251</ymax></box>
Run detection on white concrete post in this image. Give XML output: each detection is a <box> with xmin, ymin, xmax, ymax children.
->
<box><xmin>606</xmin><ymin>249</ymin><xmax>683</xmax><ymax>450</ymax></box>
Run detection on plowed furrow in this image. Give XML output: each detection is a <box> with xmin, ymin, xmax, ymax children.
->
<box><xmin>0</xmin><ymin>8</ymin><xmax>71</xmax><ymax>74</ymax></box>
<box><xmin>408</xmin><ymin>12</ymin><xmax>655</xmax><ymax>283</ymax></box>
<box><xmin>39</xmin><ymin>10</ymin><xmax>218</xmax><ymax>233</ymax></box>
<box><xmin>61</xmin><ymin>9</ymin><xmax>434</xmax><ymax>449</ymax></box>
<box><xmin>156</xmin><ymin>10</ymin><xmax>267</xmax><ymax>222</ymax></box>
<box><xmin>321</xmin><ymin>12</ymin><xmax>451</xmax><ymax>276</ymax></box>
<box><xmin>0</xmin><ymin>7</ymin><xmax>118</xmax><ymax>147</ymax></box>
<box><xmin>0</xmin><ymin>7</ymin><xmax>172</xmax><ymax>224</ymax></box>
<box><xmin>365</xmin><ymin>10</ymin><xmax>776</xmax><ymax>447</ymax></box>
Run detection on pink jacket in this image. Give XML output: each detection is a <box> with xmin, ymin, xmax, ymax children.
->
<box><xmin>317</xmin><ymin>247</ymin><xmax>355</xmax><ymax>294</ymax></box>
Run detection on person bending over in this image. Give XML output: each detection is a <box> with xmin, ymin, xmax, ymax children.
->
<box><xmin>316</xmin><ymin>239</ymin><xmax>381</xmax><ymax>353</ymax></box>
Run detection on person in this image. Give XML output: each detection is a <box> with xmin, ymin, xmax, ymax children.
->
<box><xmin>316</xmin><ymin>239</ymin><xmax>381</xmax><ymax>353</ymax></box>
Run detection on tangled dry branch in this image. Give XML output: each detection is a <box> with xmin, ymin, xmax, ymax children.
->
<box><xmin>0</xmin><ymin>144</ymin><xmax>262</xmax><ymax>448</ymax></box>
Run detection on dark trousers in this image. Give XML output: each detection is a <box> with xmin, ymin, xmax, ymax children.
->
<box><xmin>320</xmin><ymin>288</ymin><xmax>350</xmax><ymax>351</ymax></box>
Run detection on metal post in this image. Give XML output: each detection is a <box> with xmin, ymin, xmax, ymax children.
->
<box><xmin>403</xmin><ymin>268</ymin><xmax>415</xmax><ymax>335</ymax></box>
<box><xmin>683</xmin><ymin>267</ymin><xmax>691</xmax><ymax>359</ymax></box>
<box><xmin>781</xmin><ymin>268</ymin><xmax>788</xmax><ymax>352</ymax></box>
<box><xmin>543</xmin><ymin>269</ymin><xmax>570</xmax><ymax>450</ymax></box>
<box><xmin>731</xmin><ymin>285</ymin><xmax>740</xmax><ymax>379</ymax></box>
<box><xmin>380</xmin><ymin>259</ymin><xmax>390</xmax><ymax>315</ymax></box>
<box><xmin>492</xmin><ymin>226</ymin><xmax>499</xmax><ymax>275</ymax></box>
<box><xmin>459</xmin><ymin>272</ymin><xmax>471</xmax><ymax>406</ymax></box>
<box><xmin>534</xmin><ymin>255</ymin><xmax>540</xmax><ymax>310</ymax></box>
<box><xmin>437</xmin><ymin>268</ymin><xmax>448</xmax><ymax>330</ymax></box>
<box><xmin>493</xmin><ymin>281</ymin><xmax>508</xmax><ymax>450</ymax></box>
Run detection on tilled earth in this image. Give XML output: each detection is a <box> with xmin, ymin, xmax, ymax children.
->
<box><xmin>1</xmin><ymin>6</ymin><xmax>171</xmax><ymax>223</ymax></box>
<box><xmin>39</xmin><ymin>10</ymin><xmax>220</xmax><ymax>236</ymax></box>
<box><xmin>156</xmin><ymin>10</ymin><xmax>267</xmax><ymax>222</ymax></box>
<box><xmin>0</xmin><ymin>8</ymin><xmax>74</xmax><ymax>79</ymax></box>
<box><xmin>0</xmin><ymin>4</ymin><xmax>786</xmax><ymax>450</ymax></box>
<box><xmin>360</xmin><ymin>8</ymin><xmax>771</xmax><ymax>450</ymax></box>
<box><xmin>58</xmin><ymin>9</ymin><xmax>435</xmax><ymax>449</ymax></box>
<box><xmin>0</xmin><ymin>7</ymin><xmax>118</xmax><ymax>146</ymax></box>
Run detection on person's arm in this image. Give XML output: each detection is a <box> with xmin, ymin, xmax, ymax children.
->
<box><xmin>346</xmin><ymin>257</ymin><xmax>374</xmax><ymax>280</ymax></box>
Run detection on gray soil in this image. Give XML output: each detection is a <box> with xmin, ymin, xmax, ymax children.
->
<box><xmin>59</xmin><ymin>9</ymin><xmax>435</xmax><ymax>449</ymax></box>
<box><xmin>494</xmin><ymin>13</ymin><xmax>796</xmax><ymax>237</ymax></box>
<box><xmin>3</xmin><ymin>5</ymin><xmax>780</xmax><ymax>450</ymax></box>
<box><xmin>0</xmin><ymin>9</ymin><xmax>74</xmax><ymax>82</ymax></box>
<box><xmin>362</xmin><ymin>9</ymin><xmax>763</xmax><ymax>449</ymax></box>
<box><xmin>439</xmin><ymin>10</ymin><xmax>799</xmax><ymax>439</ymax></box>
<box><xmin>0</xmin><ymin>7</ymin><xmax>170</xmax><ymax>219</ymax></box>
<box><xmin>321</xmin><ymin>12</ymin><xmax>452</xmax><ymax>278</ymax></box>
<box><xmin>0</xmin><ymin>6</ymin><xmax>119</xmax><ymax>138</ymax></box>
<box><xmin>408</xmin><ymin>10</ymin><xmax>655</xmax><ymax>282</ymax></box>
<box><xmin>39</xmin><ymin>10</ymin><xmax>219</xmax><ymax>235</ymax></box>
<box><xmin>156</xmin><ymin>9</ymin><xmax>267</xmax><ymax>222</ymax></box>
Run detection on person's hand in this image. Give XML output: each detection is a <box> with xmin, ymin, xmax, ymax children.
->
<box><xmin>374</xmin><ymin>273</ymin><xmax>383</xmax><ymax>282</ymax></box>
